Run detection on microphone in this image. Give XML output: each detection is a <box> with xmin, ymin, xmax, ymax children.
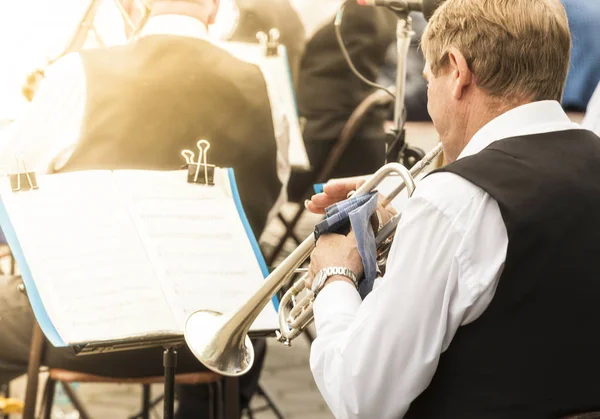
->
<box><xmin>357</xmin><ymin>0</ymin><xmax>445</xmax><ymax>21</ymax></box>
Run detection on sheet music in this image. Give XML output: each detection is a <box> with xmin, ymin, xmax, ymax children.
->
<box><xmin>0</xmin><ymin>172</ymin><xmax>178</xmax><ymax>344</ymax></box>
<box><xmin>218</xmin><ymin>41</ymin><xmax>310</xmax><ymax>170</ymax></box>
<box><xmin>0</xmin><ymin>168</ymin><xmax>278</xmax><ymax>346</ymax></box>
<box><xmin>115</xmin><ymin>169</ymin><xmax>278</xmax><ymax>332</ymax></box>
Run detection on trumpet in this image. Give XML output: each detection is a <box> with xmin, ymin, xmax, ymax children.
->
<box><xmin>184</xmin><ymin>143</ymin><xmax>444</xmax><ymax>376</ymax></box>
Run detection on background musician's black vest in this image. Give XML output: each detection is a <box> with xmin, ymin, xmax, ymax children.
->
<box><xmin>59</xmin><ymin>35</ymin><xmax>280</xmax><ymax>237</ymax></box>
<box><xmin>406</xmin><ymin>129</ymin><xmax>600</xmax><ymax>419</ymax></box>
<box><xmin>296</xmin><ymin>2</ymin><xmax>396</xmax><ymax>144</ymax></box>
<box><xmin>287</xmin><ymin>2</ymin><xmax>396</xmax><ymax>202</ymax></box>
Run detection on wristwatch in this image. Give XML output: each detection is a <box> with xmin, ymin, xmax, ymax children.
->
<box><xmin>311</xmin><ymin>267</ymin><xmax>359</xmax><ymax>298</ymax></box>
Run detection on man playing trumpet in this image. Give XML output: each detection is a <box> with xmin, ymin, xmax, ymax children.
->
<box><xmin>305</xmin><ymin>0</ymin><xmax>600</xmax><ymax>418</ymax></box>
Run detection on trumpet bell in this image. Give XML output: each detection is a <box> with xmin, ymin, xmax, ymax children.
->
<box><xmin>184</xmin><ymin>309</ymin><xmax>254</xmax><ymax>376</ymax></box>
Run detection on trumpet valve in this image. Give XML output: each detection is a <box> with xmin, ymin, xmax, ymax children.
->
<box><xmin>288</xmin><ymin>292</ymin><xmax>313</xmax><ymax>321</ymax></box>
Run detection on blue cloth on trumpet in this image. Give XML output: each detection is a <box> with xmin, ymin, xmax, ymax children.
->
<box><xmin>313</xmin><ymin>191</ymin><xmax>379</xmax><ymax>299</ymax></box>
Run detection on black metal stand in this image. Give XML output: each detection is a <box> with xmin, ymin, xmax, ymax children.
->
<box><xmin>23</xmin><ymin>323</ymin><xmax>45</xmax><ymax>419</ymax></box>
<box><xmin>163</xmin><ymin>347</ymin><xmax>177</xmax><ymax>419</ymax></box>
<box><xmin>142</xmin><ymin>384</ymin><xmax>151</xmax><ymax>419</ymax></box>
<box><xmin>224</xmin><ymin>377</ymin><xmax>240</xmax><ymax>419</ymax></box>
<box><xmin>383</xmin><ymin>12</ymin><xmax>426</xmax><ymax>170</ymax></box>
<box><xmin>387</xmin><ymin>127</ymin><xmax>425</xmax><ymax>168</ymax></box>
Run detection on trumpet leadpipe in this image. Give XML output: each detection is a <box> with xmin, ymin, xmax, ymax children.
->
<box><xmin>381</xmin><ymin>142</ymin><xmax>443</xmax><ymax>206</ymax></box>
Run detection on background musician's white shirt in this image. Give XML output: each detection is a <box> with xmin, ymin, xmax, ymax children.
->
<box><xmin>310</xmin><ymin>100</ymin><xmax>583</xmax><ymax>419</ymax></box>
<box><xmin>0</xmin><ymin>14</ymin><xmax>290</xmax><ymax>225</ymax></box>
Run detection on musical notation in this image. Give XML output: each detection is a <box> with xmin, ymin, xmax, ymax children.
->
<box><xmin>0</xmin><ymin>165</ymin><xmax>278</xmax><ymax>346</ymax></box>
<box><xmin>116</xmin><ymin>170</ymin><xmax>268</xmax><ymax>329</ymax></box>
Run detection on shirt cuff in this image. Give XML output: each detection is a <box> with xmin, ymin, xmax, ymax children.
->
<box><xmin>313</xmin><ymin>280</ymin><xmax>362</xmax><ymax>334</ymax></box>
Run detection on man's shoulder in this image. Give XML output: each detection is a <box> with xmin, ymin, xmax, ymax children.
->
<box><xmin>43</xmin><ymin>52</ymin><xmax>85</xmax><ymax>80</ymax></box>
<box><xmin>139</xmin><ymin>36</ymin><xmax>267</xmax><ymax>84</ymax></box>
<box><xmin>411</xmin><ymin>170</ymin><xmax>492</xmax><ymax>221</ymax></box>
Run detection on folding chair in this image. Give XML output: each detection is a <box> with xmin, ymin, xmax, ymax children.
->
<box><xmin>39</xmin><ymin>369</ymin><xmax>223</xmax><ymax>419</ymax></box>
<box><xmin>21</xmin><ymin>324</ymin><xmax>226</xmax><ymax>419</ymax></box>
<box><xmin>21</xmin><ymin>322</ymin><xmax>282</xmax><ymax>419</ymax></box>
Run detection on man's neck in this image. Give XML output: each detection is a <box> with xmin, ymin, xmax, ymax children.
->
<box><xmin>461</xmin><ymin>95</ymin><xmax>533</xmax><ymax>155</ymax></box>
<box><xmin>149</xmin><ymin>1</ymin><xmax>210</xmax><ymax>26</ymax></box>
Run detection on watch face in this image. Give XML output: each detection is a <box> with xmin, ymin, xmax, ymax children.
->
<box><xmin>312</xmin><ymin>270</ymin><xmax>325</xmax><ymax>294</ymax></box>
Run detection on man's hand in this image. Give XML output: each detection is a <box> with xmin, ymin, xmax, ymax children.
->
<box><xmin>371</xmin><ymin>201</ymin><xmax>398</xmax><ymax>233</ymax></box>
<box><xmin>304</xmin><ymin>177</ymin><xmax>367</xmax><ymax>215</ymax></box>
<box><xmin>306</xmin><ymin>231</ymin><xmax>364</xmax><ymax>290</ymax></box>
<box><xmin>304</xmin><ymin>176</ymin><xmax>398</xmax><ymax>233</ymax></box>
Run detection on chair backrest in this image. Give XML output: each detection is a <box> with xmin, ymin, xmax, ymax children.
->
<box><xmin>315</xmin><ymin>88</ymin><xmax>394</xmax><ymax>185</ymax></box>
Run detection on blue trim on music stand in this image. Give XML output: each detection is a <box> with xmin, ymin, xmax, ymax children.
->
<box><xmin>280</xmin><ymin>45</ymin><xmax>299</xmax><ymax>116</ymax></box>
<box><xmin>0</xmin><ymin>192</ymin><xmax>65</xmax><ymax>347</ymax></box>
<box><xmin>227</xmin><ymin>168</ymin><xmax>280</xmax><ymax>312</ymax></box>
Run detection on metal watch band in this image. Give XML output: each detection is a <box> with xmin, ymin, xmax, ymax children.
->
<box><xmin>312</xmin><ymin>266</ymin><xmax>359</xmax><ymax>298</ymax></box>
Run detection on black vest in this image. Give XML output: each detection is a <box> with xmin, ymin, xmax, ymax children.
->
<box><xmin>406</xmin><ymin>130</ymin><xmax>600</xmax><ymax>419</ymax></box>
<box><xmin>59</xmin><ymin>35</ymin><xmax>280</xmax><ymax>237</ymax></box>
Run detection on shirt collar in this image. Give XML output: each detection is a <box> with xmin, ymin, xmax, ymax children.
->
<box><xmin>458</xmin><ymin>100</ymin><xmax>581</xmax><ymax>160</ymax></box>
<box><xmin>140</xmin><ymin>15</ymin><xmax>209</xmax><ymax>40</ymax></box>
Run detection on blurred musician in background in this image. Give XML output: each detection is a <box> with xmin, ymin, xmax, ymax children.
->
<box><xmin>378</xmin><ymin>12</ymin><xmax>432</xmax><ymax>122</ymax></box>
<box><xmin>287</xmin><ymin>0</ymin><xmax>397</xmax><ymax>202</ymax></box>
<box><xmin>229</xmin><ymin>0</ymin><xmax>305</xmax><ymax>85</ymax></box>
<box><xmin>559</xmin><ymin>0</ymin><xmax>600</xmax><ymax>112</ymax></box>
<box><xmin>0</xmin><ymin>0</ymin><xmax>289</xmax><ymax>416</ymax></box>
<box><xmin>304</xmin><ymin>0</ymin><xmax>600</xmax><ymax>417</ymax></box>
<box><xmin>583</xmin><ymin>81</ymin><xmax>600</xmax><ymax>135</ymax></box>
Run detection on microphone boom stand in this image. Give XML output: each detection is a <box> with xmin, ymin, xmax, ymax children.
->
<box><xmin>386</xmin><ymin>10</ymin><xmax>426</xmax><ymax>167</ymax></box>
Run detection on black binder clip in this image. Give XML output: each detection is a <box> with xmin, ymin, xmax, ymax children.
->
<box><xmin>10</xmin><ymin>157</ymin><xmax>38</xmax><ymax>192</ymax></box>
<box><xmin>257</xmin><ymin>28</ymin><xmax>280</xmax><ymax>57</ymax></box>
<box><xmin>181</xmin><ymin>139</ymin><xmax>215</xmax><ymax>185</ymax></box>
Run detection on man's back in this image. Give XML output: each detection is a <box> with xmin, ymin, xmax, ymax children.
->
<box><xmin>407</xmin><ymin>129</ymin><xmax>600</xmax><ymax>418</ymax></box>
<box><xmin>60</xmin><ymin>34</ymin><xmax>281</xmax><ymax>236</ymax></box>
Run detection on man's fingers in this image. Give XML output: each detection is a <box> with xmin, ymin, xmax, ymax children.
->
<box><xmin>304</xmin><ymin>176</ymin><xmax>371</xmax><ymax>215</ymax></box>
<box><xmin>304</xmin><ymin>199</ymin><xmax>326</xmax><ymax>215</ymax></box>
<box><xmin>309</xmin><ymin>192</ymin><xmax>338</xmax><ymax>208</ymax></box>
<box><xmin>355</xmin><ymin>179</ymin><xmax>366</xmax><ymax>190</ymax></box>
<box><xmin>347</xmin><ymin>229</ymin><xmax>356</xmax><ymax>241</ymax></box>
<box><xmin>323</xmin><ymin>177</ymin><xmax>364</xmax><ymax>198</ymax></box>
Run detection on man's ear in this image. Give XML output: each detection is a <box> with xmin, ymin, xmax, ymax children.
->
<box><xmin>207</xmin><ymin>0</ymin><xmax>220</xmax><ymax>24</ymax></box>
<box><xmin>447</xmin><ymin>47</ymin><xmax>472</xmax><ymax>100</ymax></box>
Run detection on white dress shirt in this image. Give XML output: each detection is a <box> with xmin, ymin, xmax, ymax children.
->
<box><xmin>583</xmin><ymin>81</ymin><xmax>600</xmax><ymax>135</ymax></box>
<box><xmin>310</xmin><ymin>100</ymin><xmax>583</xmax><ymax>419</ymax></box>
<box><xmin>0</xmin><ymin>14</ymin><xmax>290</xmax><ymax>223</ymax></box>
